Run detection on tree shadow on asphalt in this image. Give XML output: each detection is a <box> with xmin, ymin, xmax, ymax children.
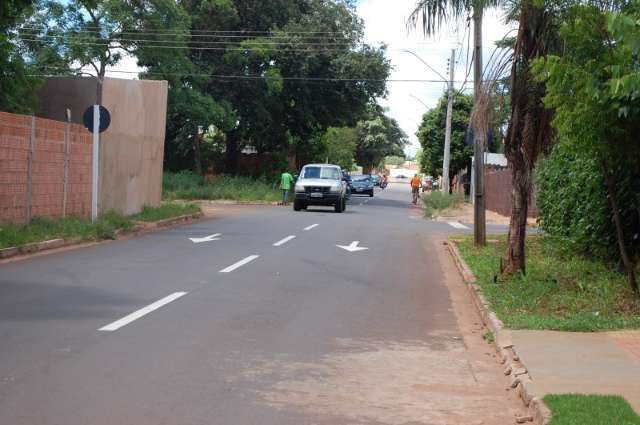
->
<box><xmin>0</xmin><ymin>280</ymin><xmax>140</xmax><ymax>320</ymax></box>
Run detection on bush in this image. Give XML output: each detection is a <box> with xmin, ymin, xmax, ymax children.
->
<box><xmin>536</xmin><ymin>143</ymin><xmax>640</xmax><ymax>263</ymax></box>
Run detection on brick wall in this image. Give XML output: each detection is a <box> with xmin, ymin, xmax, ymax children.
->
<box><xmin>485</xmin><ymin>168</ymin><xmax>538</xmax><ymax>218</ymax></box>
<box><xmin>0</xmin><ymin>111</ymin><xmax>92</xmax><ymax>224</ymax></box>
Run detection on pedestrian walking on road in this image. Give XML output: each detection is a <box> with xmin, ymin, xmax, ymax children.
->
<box><xmin>280</xmin><ymin>170</ymin><xmax>294</xmax><ymax>206</ymax></box>
<box><xmin>410</xmin><ymin>174</ymin><xmax>421</xmax><ymax>204</ymax></box>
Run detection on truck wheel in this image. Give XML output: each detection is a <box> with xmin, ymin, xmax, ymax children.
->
<box><xmin>369</xmin><ymin>190</ymin><xmax>374</xmax><ymax>197</ymax></box>
<box><xmin>293</xmin><ymin>200</ymin><xmax>302</xmax><ymax>211</ymax></box>
<box><xmin>334</xmin><ymin>199</ymin><xmax>344</xmax><ymax>213</ymax></box>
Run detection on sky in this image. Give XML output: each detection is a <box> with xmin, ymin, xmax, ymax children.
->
<box><xmin>103</xmin><ymin>1</ymin><xmax>515</xmax><ymax>158</ymax></box>
<box><xmin>355</xmin><ymin>0</ymin><xmax>515</xmax><ymax>156</ymax></box>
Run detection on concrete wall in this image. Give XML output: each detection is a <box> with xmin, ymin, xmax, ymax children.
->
<box><xmin>37</xmin><ymin>77</ymin><xmax>168</xmax><ymax>215</ymax></box>
<box><xmin>100</xmin><ymin>78</ymin><xmax>168</xmax><ymax>214</ymax></box>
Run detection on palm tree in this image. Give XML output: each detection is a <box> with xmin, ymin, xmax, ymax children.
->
<box><xmin>501</xmin><ymin>0</ymin><xmax>556</xmax><ymax>275</ymax></box>
<box><xmin>409</xmin><ymin>0</ymin><xmax>556</xmax><ymax>274</ymax></box>
<box><xmin>409</xmin><ymin>0</ymin><xmax>498</xmax><ymax>247</ymax></box>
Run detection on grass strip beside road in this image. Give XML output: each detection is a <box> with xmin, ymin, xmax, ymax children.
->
<box><xmin>422</xmin><ymin>191</ymin><xmax>465</xmax><ymax>218</ymax></box>
<box><xmin>163</xmin><ymin>171</ymin><xmax>282</xmax><ymax>202</ymax></box>
<box><xmin>0</xmin><ymin>203</ymin><xmax>200</xmax><ymax>249</ymax></box>
<box><xmin>545</xmin><ymin>394</ymin><xmax>640</xmax><ymax>424</ymax></box>
<box><xmin>454</xmin><ymin>235</ymin><xmax>640</xmax><ymax>331</ymax></box>
<box><xmin>132</xmin><ymin>202</ymin><xmax>200</xmax><ymax>222</ymax></box>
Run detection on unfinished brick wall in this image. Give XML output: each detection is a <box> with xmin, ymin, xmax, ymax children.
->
<box><xmin>485</xmin><ymin>168</ymin><xmax>538</xmax><ymax>218</ymax></box>
<box><xmin>0</xmin><ymin>111</ymin><xmax>92</xmax><ymax>224</ymax></box>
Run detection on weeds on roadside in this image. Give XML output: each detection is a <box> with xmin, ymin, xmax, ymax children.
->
<box><xmin>422</xmin><ymin>191</ymin><xmax>466</xmax><ymax>218</ymax></box>
<box><xmin>163</xmin><ymin>171</ymin><xmax>282</xmax><ymax>202</ymax></box>
<box><xmin>0</xmin><ymin>203</ymin><xmax>201</xmax><ymax>249</ymax></box>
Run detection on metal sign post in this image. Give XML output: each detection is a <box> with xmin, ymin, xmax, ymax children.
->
<box><xmin>91</xmin><ymin>105</ymin><xmax>100</xmax><ymax>222</ymax></box>
<box><xmin>83</xmin><ymin>104</ymin><xmax>110</xmax><ymax>223</ymax></box>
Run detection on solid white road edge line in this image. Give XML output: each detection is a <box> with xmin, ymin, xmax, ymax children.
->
<box><xmin>273</xmin><ymin>235</ymin><xmax>296</xmax><ymax>247</ymax></box>
<box><xmin>448</xmin><ymin>221</ymin><xmax>470</xmax><ymax>230</ymax></box>
<box><xmin>303</xmin><ymin>224</ymin><xmax>319</xmax><ymax>231</ymax></box>
<box><xmin>99</xmin><ymin>292</ymin><xmax>188</xmax><ymax>332</ymax></box>
<box><xmin>219</xmin><ymin>255</ymin><xmax>260</xmax><ymax>273</ymax></box>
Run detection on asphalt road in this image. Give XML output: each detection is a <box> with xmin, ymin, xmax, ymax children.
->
<box><xmin>0</xmin><ymin>183</ymin><xmax>523</xmax><ymax>425</ymax></box>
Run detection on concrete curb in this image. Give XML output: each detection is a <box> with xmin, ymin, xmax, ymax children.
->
<box><xmin>194</xmin><ymin>200</ymin><xmax>280</xmax><ymax>206</ymax></box>
<box><xmin>446</xmin><ymin>240</ymin><xmax>552</xmax><ymax>425</ymax></box>
<box><xmin>0</xmin><ymin>212</ymin><xmax>203</xmax><ymax>261</ymax></box>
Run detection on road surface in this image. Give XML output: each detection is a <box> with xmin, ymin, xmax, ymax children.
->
<box><xmin>0</xmin><ymin>183</ymin><xmax>525</xmax><ymax>424</ymax></box>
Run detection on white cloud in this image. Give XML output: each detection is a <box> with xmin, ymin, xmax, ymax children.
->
<box><xmin>356</xmin><ymin>0</ymin><xmax>515</xmax><ymax>156</ymax></box>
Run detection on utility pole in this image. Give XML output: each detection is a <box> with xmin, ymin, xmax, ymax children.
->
<box><xmin>472</xmin><ymin>8</ymin><xmax>486</xmax><ymax>246</ymax></box>
<box><xmin>442</xmin><ymin>48</ymin><xmax>455</xmax><ymax>194</ymax></box>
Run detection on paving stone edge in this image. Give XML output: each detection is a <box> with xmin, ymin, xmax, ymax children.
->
<box><xmin>446</xmin><ymin>239</ymin><xmax>553</xmax><ymax>425</ymax></box>
<box><xmin>0</xmin><ymin>212</ymin><xmax>204</xmax><ymax>261</ymax></box>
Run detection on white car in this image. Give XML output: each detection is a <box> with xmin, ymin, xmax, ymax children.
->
<box><xmin>293</xmin><ymin>164</ymin><xmax>347</xmax><ymax>213</ymax></box>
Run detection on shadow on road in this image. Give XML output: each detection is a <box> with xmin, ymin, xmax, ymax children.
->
<box><xmin>0</xmin><ymin>280</ymin><xmax>139</xmax><ymax>321</ymax></box>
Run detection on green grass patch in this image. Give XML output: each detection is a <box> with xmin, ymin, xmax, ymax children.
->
<box><xmin>0</xmin><ymin>203</ymin><xmax>201</xmax><ymax>249</ymax></box>
<box><xmin>545</xmin><ymin>394</ymin><xmax>640</xmax><ymax>424</ymax></box>
<box><xmin>132</xmin><ymin>202</ymin><xmax>200</xmax><ymax>222</ymax></box>
<box><xmin>0</xmin><ymin>211</ymin><xmax>133</xmax><ymax>249</ymax></box>
<box><xmin>454</xmin><ymin>234</ymin><xmax>640</xmax><ymax>331</ymax></box>
<box><xmin>482</xmin><ymin>330</ymin><xmax>495</xmax><ymax>344</ymax></box>
<box><xmin>422</xmin><ymin>191</ymin><xmax>466</xmax><ymax>218</ymax></box>
<box><xmin>163</xmin><ymin>171</ymin><xmax>282</xmax><ymax>202</ymax></box>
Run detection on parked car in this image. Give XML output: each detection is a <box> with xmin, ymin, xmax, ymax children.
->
<box><xmin>350</xmin><ymin>175</ymin><xmax>374</xmax><ymax>197</ymax></box>
<box><xmin>294</xmin><ymin>164</ymin><xmax>347</xmax><ymax>212</ymax></box>
<box><xmin>342</xmin><ymin>170</ymin><xmax>353</xmax><ymax>199</ymax></box>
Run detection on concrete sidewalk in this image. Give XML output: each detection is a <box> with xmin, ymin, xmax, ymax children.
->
<box><xmin>511</xmin><ymin>330</ymin><xmax>640</xmax><ymax>413</ymax></box>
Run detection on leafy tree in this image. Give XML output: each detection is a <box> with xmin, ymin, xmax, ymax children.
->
<box><xmin>416</xmin><ymin>92</ymin><xmax>473</xmax><ymax>178</ymax></box>
<box><xmin>0</xmin><ymin>0</ymin><xmax>40</xmax><ymax>113</ymax></box>
<box><xmin>385</xmin><ymin>155</ymin><xmax>406</xmax><ymax>166</ymax></box>
<box><xmin>355</xmin><ymin>108</ymin><xmax>407</xmax><ymax>172</ymax></box>
<box><xmin>535</xmin><ymin>3</ymin><xmax>640</xmax><ymax>291</ymax></box>
<box><xmin>321</xmin><ymin>127</ymin><xmax>358</xmax><ymax>170</ymax></box>
<box><xmin>22</xmin><ymin>0</ymin><xmax>189</xmax><ymax>102</ymax></box>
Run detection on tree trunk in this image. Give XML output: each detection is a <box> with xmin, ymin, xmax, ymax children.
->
<box><xmin>193</xmin><ymin>130</ymin><xmax>203</xmax><ymax>175</ymax></box>
<box><xmin>502</xmin><ymin>0</ymin><xmax>554</xmax><ymax>276</ymax></box>
<box><xmin>604</xmin><ymin>172</ymin><xmax>638</xmax><ymax>293</ymax></box>
<box><xmin>504</xmin><ymin>168</ymin><xmax>530</xmax><ymax>276</ymax></box>
<box><xmin>225</xmin><ymin>131</ymin><xmax>240</xmax><ymax>174</ymax></box>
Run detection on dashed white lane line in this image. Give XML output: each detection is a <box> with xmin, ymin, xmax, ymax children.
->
<box><xmin>219</xmin><ymin>255</ymin><xmax>260</xmax><ymax>273</ymax></box>
<box><xmin>273</xmin><ymin>235</ymin><xmax>296</xmax><ymax>247</ymax></box>
<box><xmin>303</xmin><ymin>224</ymin><xmax>319</xmax><ymax>231</ymax></box>
<box><xmin>448</xmin><ymin>221</ymin><xmax>470</xmax><ymax>230</ymax></box>
<box><xmin>99</xmin><ymin>292</ymin><xmax>188</xmax><ymax>332</ymax></box>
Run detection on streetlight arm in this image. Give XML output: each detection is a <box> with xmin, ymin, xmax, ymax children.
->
<box><xmin>401</xmin><ymin>49</ymin><xmax>449</xmax><ymax>83</ymax></box>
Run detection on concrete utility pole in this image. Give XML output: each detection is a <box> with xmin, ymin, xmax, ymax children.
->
<box><xmin>441</xmin><ymin>48</ymin><xmax>455</xmax><ymax>194</ymax></box>
<box><xmin>473</xmin><ymin>8</ymin><xmax>486</xmax><ymax>246</ymax></box>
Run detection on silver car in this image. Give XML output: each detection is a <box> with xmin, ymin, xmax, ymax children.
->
<box><xmin>293</xmin><ymin>164</ymin><xmax>347</xmax><ymax>213</ymax></box>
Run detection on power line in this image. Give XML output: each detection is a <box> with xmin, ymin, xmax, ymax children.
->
<box><xmin>17</xmin><ymin>33</ymin><xmax>357</xmax><ymax>47</ymax></box>
<box><xmin>16</xmin><ymin>37</ymin><xmax>451</xmax><ymax>53</ymax></box>
<box><xmin>29</xmin><ymin>67</ymin><xmax>479</xmax><ymax>84</ymax></box>
<box><xmin>17</xmin><ymin>25</ymin><xmax>356</xmax><ymax>37</ymax></box>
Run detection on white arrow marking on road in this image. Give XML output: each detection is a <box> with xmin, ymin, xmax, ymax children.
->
<box><xmin>189</xmin><ymin>233</ymin><xmax>221</xmax><ymax>244</ymax></box>
<box><xmin>336</xmin><ymin>241</ymin><xmax>369</xmax><ymax>252</ymax></box>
